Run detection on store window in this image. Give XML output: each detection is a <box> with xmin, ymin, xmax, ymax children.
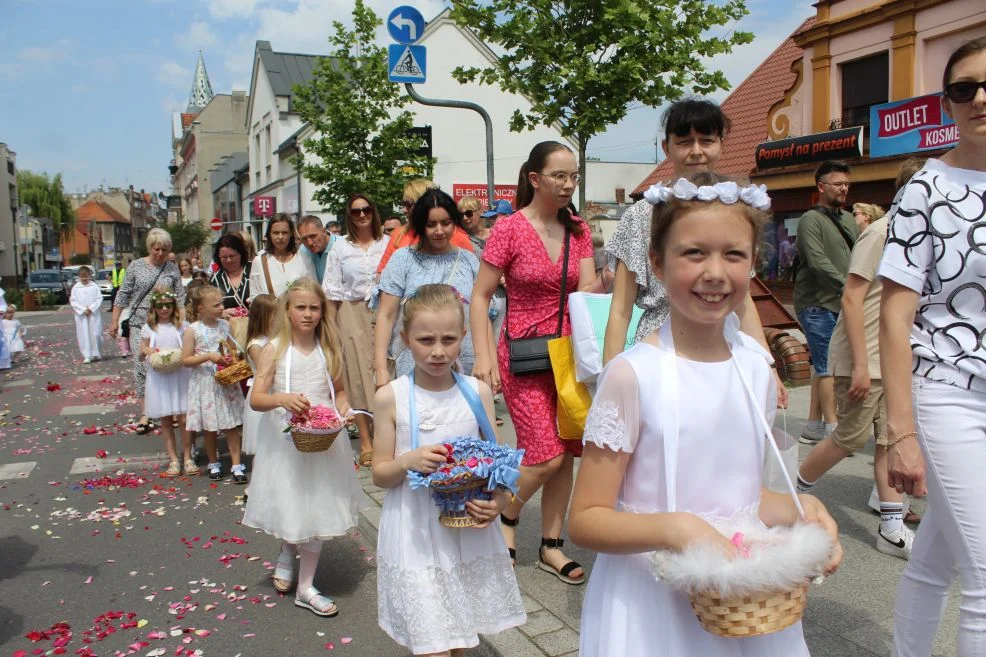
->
<box><xmin>839</xmin><ymin>51</ymin><xmax>889</xmax><ymax>145</ymax></box>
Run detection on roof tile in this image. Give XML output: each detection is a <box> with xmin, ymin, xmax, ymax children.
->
<box><xmin>76</xmin><ymin>200</ymin><xmax>130</xmax><ymax>223</ymax></box>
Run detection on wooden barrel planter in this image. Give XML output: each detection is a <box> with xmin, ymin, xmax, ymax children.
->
<box><xmin>764</xmin><ymin>330</ymin><xmax>812</xmax><ymax>386</ymax></box>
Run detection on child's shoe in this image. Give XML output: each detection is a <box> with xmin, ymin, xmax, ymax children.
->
<box><xmin>162</xmin><ymin>461</ymin><xmax>182</xmax><ymax>478</ymax></box>
<box><xmin>183</xmin><ymin>459</ymin><xmax>200</xmax><ymax>476</ymax></box>
<box><xmin>294</xmin><ymin>587</ymin><xmax>338</xmax><ymax>617</ymax></box>
<box><xmin>231</xmin><ymin>464</ymin><xmax>248</xmax><ymax>485</ymax></box>
<box><xmin>208</xmin><ymin>462</ymin><xmax>224</xmax><ymax>480</ymax></box>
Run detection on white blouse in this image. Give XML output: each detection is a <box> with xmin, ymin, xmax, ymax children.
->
<box><xmin>322</xmin><ymin>237</ymin><xmax>387</xmax><ymax>302</ymax></box>
<box><xmin>248</xmin><ymin>251</ymin><xmax>316</xmax><ymax>300</ymax></box>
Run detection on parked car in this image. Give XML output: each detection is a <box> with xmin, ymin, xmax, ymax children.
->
<box><xmin>96</xmin><ymin>269</ymin><xmax>113</xmax><ymax>300</ymax></box>
<box><xmin>27</xmin><ymin>269</ymin><xmax>70</xmax><ymax>303</ymax></box>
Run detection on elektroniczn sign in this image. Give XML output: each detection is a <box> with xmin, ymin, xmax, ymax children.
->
<box><xmin>754</xmin><ymin>127</ymin><xmax>863</xmax><ymax>170</ymax></box>
<box><xmin>869</xmin><ymin>93</ymin><xmax>957</xmax><ymax>158</ymax></box>
<box><xmin>452</xmin><ymin>183</ymin><xmax>517</xmax><ymax>209</ymax></box>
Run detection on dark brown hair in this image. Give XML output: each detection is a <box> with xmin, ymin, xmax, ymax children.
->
<box><xmin>516</xmin><ymin>141</ymin><xmax>584</xmax><ymax>236</ymax></box>
<box><xmin>943</xmin><ymin>36</ymin><xmax>986</xmax><ymax>90</ymax></box>
<box><xmin>264</xmin><ymin>213</ymin><xmax>298</xmax><ymax>254</ymax></box>
<box><xmin>649</xmin><ymin>171</ymin><xmax>769</xmax><ymax>266</ymax></box>
<box><xmin>344</xmin><ymin>193</ymin><xmax>383</xmax><ymax>242</ymax></box>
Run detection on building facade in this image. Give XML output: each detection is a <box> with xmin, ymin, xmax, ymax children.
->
<box><xmin>72</xmin><ymin>200</ymin><xmax>132</xmax><ymax>268</ymax></box>
<box><xmin>0</xmin><ymin>143</ymin><xmax>19</xmax><ymax>287</ymax></box>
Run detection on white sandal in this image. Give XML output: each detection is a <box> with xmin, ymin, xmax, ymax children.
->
<box><xmin>272</xmin><ymin>551</ymin><xmax>296</xmax><ymax>593</ymax></box>
<box><xmin>294</xmin><ymin>586</ymin><xmax>338</xmax><ymax>617</ymax></box>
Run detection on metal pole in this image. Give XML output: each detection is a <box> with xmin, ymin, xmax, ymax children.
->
<box><xmin>404</xmin><ymin>83</ymin><xmax>494</xmax><ymax>207</ymax></box>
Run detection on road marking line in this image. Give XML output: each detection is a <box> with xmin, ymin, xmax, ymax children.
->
<box><xmin>60</xmin><ymin>404</ymin><xmax>116</xmax><ymax>416</ymax></box>
<box><xmin>3</xmin><ymin>378</ymin><xmax>36</xmax><ymax>388</ymax></box>
<box><xmin>70</xmin><ymin>453</ymin><xmax>170</xmax><ymax>475</ymax></box>
<box><xmin>76</xmin><ymin>375</ymin><xmax>120</xmax><ymax>382</ymax></box>
<box><xmin>0</xmin><ymin>462</ymin><xmax>38</xmax><ymax>480</ymax></box>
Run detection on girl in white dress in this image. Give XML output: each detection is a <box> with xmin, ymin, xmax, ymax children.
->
<box><xmin>70</xmin><ymin>266</ymin><xmax>103</xmax><ymax>363</ymax></box>
<box><xmin>373</xmin><ymin>284</ymin><xmax>526</xmax><ymax>656</ymax></box>
<box><xmin>243</xmin><ymin>278</ymin><xmax>367</xmax><ymax>617</ymax></box>
<box><xmin>240</xmin><ymin>294</ymin><xmax>278</xmax><ymax>456</ymax></box>
<box><xmin>4</xmin><ymin>306</ymin><xmax>26</xmax><ymax>358</ymax></box>
<box><xmin>569</xmin><ymin>173</ymin><xmax>843</xmax><ymax>657</ymax></box>
<box><xmin>139</xmin><ymin>288</ymin><xmax>191</xmax><ymax>478</ymax></box>
<box><xmin>181</xmin><ymin>285</ymin><xmax>245</xmax><ymax>483</ymax></box>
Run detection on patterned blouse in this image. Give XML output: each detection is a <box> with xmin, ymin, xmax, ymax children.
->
<box><xmin>114</xmin><ymin>258</ymin><xmax>186</xmax><ymax>323</ymax></box>
<box><xmin>604</xmin><ymin>198</ymin><xmax>669</xmax><ymax>342</ymax></box>
<box><xmin>211</xmin><ymin>265</ymin><xmax>251</xmax><ymax>309</ymax></box>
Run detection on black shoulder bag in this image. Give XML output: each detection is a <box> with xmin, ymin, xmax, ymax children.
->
<box><xmin>506</xmin><ymin>229</ymin><xmax>571</xmax><ymax>375</ymax></box>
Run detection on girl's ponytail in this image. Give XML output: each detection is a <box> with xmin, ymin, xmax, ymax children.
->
<box><xmin>516</xmin><ymin>161</ymin><xmax>535</xmax><ymax>210</ymax></box>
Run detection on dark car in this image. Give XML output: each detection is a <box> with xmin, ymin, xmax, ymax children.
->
<box><xmin>27</xmin><ymin>269</ymin><xmax>70</xmax><ymax>303</ymax></box>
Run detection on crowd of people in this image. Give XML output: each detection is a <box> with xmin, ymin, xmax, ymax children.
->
<box><xmin>48</xmin><ymin>36</ymin><xmax>985</xmax><ymax>657</ymax></box>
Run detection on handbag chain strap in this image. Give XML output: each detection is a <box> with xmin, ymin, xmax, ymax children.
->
<box><xmin>505</xmin><ymin>227</ymin><xmax>571</xmax><ymax>341</ymax></box>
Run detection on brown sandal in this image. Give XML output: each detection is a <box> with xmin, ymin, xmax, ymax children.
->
<box><xmin>358</xmin><ymin>451</ymin><xmax>373</xmax><ymax>467</ymax></box>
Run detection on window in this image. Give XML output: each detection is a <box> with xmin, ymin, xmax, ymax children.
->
<box><xmin>839</xmin><ymin>52</ymin><xmax>889</xmax><ymax>143</ymax></box>
<box><xmin>6</xmin><ymin>160</ymin><xmax>13</xmax><ymax>176</ymax></box>
<box><xmin>264</xmin><ymin>124</ymin><xmax>272</xmax><ymax>183</ymax></box>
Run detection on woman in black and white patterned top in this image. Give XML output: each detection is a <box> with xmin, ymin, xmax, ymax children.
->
<box><xmin>110</xmin><ymin>228</ymin><xmax>186</xmax><ymax>432</ymax></box>
<box><xmin>878</xmin><ymin>37</ymin><xmax>986</xmax><ymax>656</ymax></box>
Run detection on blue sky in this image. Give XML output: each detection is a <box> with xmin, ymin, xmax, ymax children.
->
<box><xmin>0</xmin><ymin>0</ymin><xmax>815</xmax><ymax>196</ymax></box>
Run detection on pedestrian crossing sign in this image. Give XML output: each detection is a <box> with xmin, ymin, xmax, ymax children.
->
<box><xmin>388</xmin><ymin>44</ymin><xmax>426</xmax><ymax>84</ymax></box>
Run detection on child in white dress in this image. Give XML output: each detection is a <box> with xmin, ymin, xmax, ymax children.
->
<box><xmin>181</xmin><ymin>285</ymin><xmax>245</xmax><ymax>483</ymax></box>
<box><xmin>569</xmin><ymin>173</ymin><xmax>843</xmax><ymax>657</ymax></box>
<box><xmin>373</xmin><ymin>284</ymin><xmax>526</xmax><ymax>655</ymax></box>
<box><xmin>139</xmin><ymin>288</ymin><xmax>191</xmax><ymax>477</ymax></box>
<box><xmin>243</xmin><ymin>278</ymin><xmax>367</xmax><ymax>616</ymax></box>
<box><xmin>240</xmin><ymin>294</ymin><xmax>277</xmax><ymax>456</ymax></box>
<box><xmin>70</xmin><ymin>266</ymin><xmax>103</xmax><ymax>363</ymax></box>
<box><xmin>4</xmin><ymin>306</ymin><xmax>25</xmax><ymax>359</ymax></box>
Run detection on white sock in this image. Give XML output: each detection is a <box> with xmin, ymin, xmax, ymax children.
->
<box><xmin>825</xmin><ymin>422</ymin><xmax>837</xmax><ymax>435</ymax></box>
<box><xmin>297</xmin><ymin>540</ymin><xmax>323</xmax><ymax>594</ymax></box>
<box><xmin>880</xmin><ymin>502</ymin><xmax>904</xmax><ymax>535</ymax></box>
<box><xmin>796</xmin><ymin>474</ymin><xmax>815</xmax><ymax>493</ymax></box>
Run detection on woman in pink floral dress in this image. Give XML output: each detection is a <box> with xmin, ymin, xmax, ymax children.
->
<box><xmin>471</xmin><ymin>141</ymin><xmax>599</xmax><ymax>585</ymax></box>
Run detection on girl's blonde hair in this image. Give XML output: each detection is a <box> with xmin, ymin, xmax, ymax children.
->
<box><xmin>145</xmin><ymin>286</ymin><xmax>183</xmax><ymax>331</ymax></box>
<box><xmin>272</xmin><ymin>278</ymin><xmax>343</xmax><ymax>381</ymax></box>
<box><xmin>185</xmin><ymin>284</ymin><xmax>220</xmax><ymax>323</ymax></box>
<box><xmin>402</xmin><ymin>284</ymin><xmax>466</xmax><ymax>334</ymax></box>
<box><xmin>246</xmin><ymin>294</ymin><xmax>278</xmax><ymax>344</ymax></box>
<box><xmin>403</xmin><ymin>178</ymin><xmax>437</xmax><ymax>203</ymax></box>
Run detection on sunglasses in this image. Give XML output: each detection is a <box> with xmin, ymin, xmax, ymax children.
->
<box><xmin>945</xmin><ymin>80</ymin><xmax>986</xmax><ymax>104</ymax></box>
<box><xmin>463</xmin><ymin>210</ymin><xmax>475</xmax><ymax>218</ymax></box>
<box><xmin>154</xmin><ymin>302</ymin><xmax>175</xmax><ymax>308</ymax></box>
<box><xmin>350</xmin><ymin>206</ymin><xmax>373</xmax><ymax>216</ymax></box>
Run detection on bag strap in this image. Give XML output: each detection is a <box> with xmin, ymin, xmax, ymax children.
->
<box><xmin>814</xmin><ymin>206</ymin><xmax>856</xmax><ymax>251</ymax></box>
<box><xmin>130</xmin><ymin>263</ymin><xmax>166</xmax><ymax>314</ymax></box>
<box><xmin>444</xmin><ymin>249</ymin><xmax>463</xmax><ymax>285</ymax></box>
<box><xmin>408</xmin><ymin>369</ymin><xmax>496</xmax><ymax>450</ymax></box>
<box><xmin>261</xmin><ymin>254</ymin><xmax>274</xmax><ymax>296</ymax></box>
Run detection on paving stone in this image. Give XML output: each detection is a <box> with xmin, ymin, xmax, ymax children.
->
<box><xmin>530</xmin><ymin>627</ymin><xmax>580</xmax><ymax>656</ymax></box>
<box><xmin>519</xmin><ymin>609</ymin><xmax>564</xmax><ymax>637</ymax></box>
<box><xmin>479</xmin><ymin>628</ymin><xmax>546</xmax><ymax>657</ymax></box>
<box><xmin>521</xmin><ymin>593</ymin><xmax>544</xmax><ymax>614</ymax></box>
<box><xmin>69</xmin><ymin>453</ymin><xmax>167</xmax><ymax>474</ymax></box>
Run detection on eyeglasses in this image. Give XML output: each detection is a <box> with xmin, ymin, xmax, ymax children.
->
<box><xmin>463</xmin><ymin>210</ymin><xmax>475</xmax><ymax>218</ymax></box>
<box><xmin>540</xmin><ymin>171</ymin><xmax>581</xmax><ymax>185</ymax></box>
<box><xmin>219</xmin><ymin>254</ymin><xmax>239</xmax><ymax>261</ymax></box>
<box><xmin>945</xmin><ymin>80</ymin><xmax>986</xmax><ymax>104</ymax></box>
<box><xmin>350</xmin><ymin>206</ymin><xmax>373</xmax><ymax>216</ymax></box>
<box><xmin>821</xmin><ymin>181</ymin><xmax>850</xmax><ymax>190</ymax></box>
<box><xmin>154</xmin><ymin>302</ymin><xmax>175</xmax><ymax>308</ymax></box>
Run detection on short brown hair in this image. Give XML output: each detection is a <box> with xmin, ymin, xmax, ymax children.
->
<box><xmin>895</xmin><ymin>157</ymin><xmax>927</xmax><ymax>192</ymax></box>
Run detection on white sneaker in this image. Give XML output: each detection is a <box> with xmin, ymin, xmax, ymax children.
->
<box><xmin>876</xmin><ymin>525</ymin><xmax>914</xmax><ymax>560</ymax></box>
<box><xmin>83</xmin><ymin>357</ymin><xmax>92</xmax><ymax>364</ymax></box>
<box><xmin>800</xmin><ymin>421</ymin><xmax>827</xmax><ymax>444</ymax></box>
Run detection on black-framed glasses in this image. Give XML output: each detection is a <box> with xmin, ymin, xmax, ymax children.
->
<box><xmin>463</xmin><ymin>210</ymin><xmax>475</xmax><ymax>218</ymax></box>
<box><xmin>350</xmin><ymin>206</ymin><xmax>373</xmax><ymax>216</ymax></box>
<box><xmin>945</xmin><ymin>80</ymin><xmax>986</xmax><ymax>104</ymax></box>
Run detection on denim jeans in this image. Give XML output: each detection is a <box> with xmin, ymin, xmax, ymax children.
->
<box><xmin>796</xmin><ymin>306</ymin><xmax>838</xmax><ymax>376</ymax></box>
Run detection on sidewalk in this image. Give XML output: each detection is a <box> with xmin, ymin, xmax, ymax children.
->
<box><xmin>354</xmin><ymin>384</ymin><xmax>955</xmax><ymax>657</ymax></box>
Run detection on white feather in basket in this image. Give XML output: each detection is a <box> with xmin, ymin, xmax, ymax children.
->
<box><xmin>651</xmin><ymin>520</ymin><xmax>833</xmax><ymax>599</ymax></box>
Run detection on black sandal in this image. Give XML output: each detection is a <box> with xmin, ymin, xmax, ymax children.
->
<box><xmin>134</xmin><ymin>421</ymin><xmax>154</xmax><ymax>435</ymax></box>
<box><xmin>537</xmin><ymin>537</ymin><xmax>585</xmax><ymax>585</ymax></box>
<box><xmin>500</xmin><ymin>513</ymin><xmax>519</xmax><ymax>565</ymax></box>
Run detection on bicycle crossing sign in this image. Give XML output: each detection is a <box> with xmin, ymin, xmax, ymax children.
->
<box><xmin>388</xmin><ymin>44</ymin><xmax>426</xmax><ymax>84</ymax></box>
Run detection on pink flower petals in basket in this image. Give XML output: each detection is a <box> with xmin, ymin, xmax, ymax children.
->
<box><xmin>283</xmin><ymin>404</ymin><xmax>345</xmax><ymax>453</ymax></box>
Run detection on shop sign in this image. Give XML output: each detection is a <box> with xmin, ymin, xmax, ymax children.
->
<box><xmin>869</xmin><ymin>93</ymin><xmax>957</xmax><ymax>158</ymax></box>
<box><xmin>252</xmin><ymin>196</ymin><xmax>276</xmax><ymax>217</ymax></box>
<box><xmin>451</xmin><ymin>184</ymin><xmax>517</xmax><ymax>209</ymax></box>
<box><xmin>755</xmin><ymin>127</ymin><xmax>863</xmax><ymax>170</ymax></box>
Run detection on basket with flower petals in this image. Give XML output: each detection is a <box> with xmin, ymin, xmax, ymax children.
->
<box><xmin>283</xmin><ymin>404</ymin><xmax>345</xmax><ymax>453</ymax></box>
<box><xmin>148</xmin><ymin>348</ymin><xmax>183</xmax><ymax>373</ymax></box>
<box><xmin>408</xmin><ymin>437</ymin><xmax>524</xmax><ymax>528</ymax></box>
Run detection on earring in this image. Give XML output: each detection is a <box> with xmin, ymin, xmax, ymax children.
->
<box><xmin>749</xmin><ymin>268</ymin><xmax>757</xmax><ymax>279</ymax></box>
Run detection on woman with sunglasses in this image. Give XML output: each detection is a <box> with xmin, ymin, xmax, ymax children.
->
<box><xmin>375</xmin><ymin>179</ymin><xmax>475</xmax><ymax>275</ymax></box>
<box><xmin>458</xmin><ymin>196</ymin><xmax>491</xmax><ymax>255</ymax></box>
<box><xmin>879</xmin><ymin>36</ymin><xmax>986</xmax><ymax>656</ymax></box>
<box><xmin>249</xmin><ymin>214</ymin><xmax>316</xmax><ymax>299</ymax></box>
<box><xmin>323</xmin><ymin>194</ymin><xmax>388</xmax><ymax>467</ymax></box>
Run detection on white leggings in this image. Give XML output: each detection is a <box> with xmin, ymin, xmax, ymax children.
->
<box><xmin>893</xmin><ymin>378</ymin><xmax>986</xmax><ymax>657</ymax></box>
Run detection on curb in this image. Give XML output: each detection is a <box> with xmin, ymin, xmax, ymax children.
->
<box><xmin>355</xmin><ymin>466</ymin><xmax>576</xmax><ymax>657</ymax></box>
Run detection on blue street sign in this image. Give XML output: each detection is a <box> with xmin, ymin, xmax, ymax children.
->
<box><xmin>388</xmin><ymin>44</ymin><xmax>427</xmax><ymax>84</ymax></box>
<box><xmin>387</xmin><ymin>6</ymin><xmax>426</xmax><ymax>45</ymax></box>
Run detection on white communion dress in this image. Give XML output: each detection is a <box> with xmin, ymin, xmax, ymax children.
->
<box><xmin>376</xmin><ymin>375</ymin><xmax>526</xmax><ymax>655</ymax></box>
<box><xmin>141</xmin><ymin>323</ymin><xmax>189</xmax><ymax>419</ymax></box>
<box><xmin>242</xmin><ymin>341</ymin><xmax>367</xmax><ymax>542</ymax></box>
<box><xmin>240</xmin><ymin>336</ymin><xmax>271</xmax><ymax>455</ymax></box>
<box><xmin>70</xmin><ymin>281</ymin><xmax>103</xmax><ymax>360</ymax></box>
<box><xmin>578</xmin><ymin>320</ymin><xmax>810</xmax><ymax>657</ymax></box>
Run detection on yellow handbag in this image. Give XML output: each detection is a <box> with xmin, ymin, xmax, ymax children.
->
<box><xmin>548</xmin><ymin>335</ymin><xmax>593</xmax><ymax>440</ymax></box>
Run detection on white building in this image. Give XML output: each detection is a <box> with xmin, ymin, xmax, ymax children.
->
<box><xmin>242</xmin><ymin>9</ymin><xmax>654</xmax><ymax>231</ymax></box>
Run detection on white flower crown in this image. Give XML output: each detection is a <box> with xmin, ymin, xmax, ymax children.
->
<box><xmin>643</xmin><ymin>178</ymin><xmax>771</xmax><ymax>211</ymax></box>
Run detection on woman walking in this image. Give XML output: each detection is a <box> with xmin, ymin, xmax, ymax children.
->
<box><xmin>323</xmin><ymin>193</ymin><xmax>387</xmax><ymax>466</ymax></box>
<box><xmin>110</xmin><ymin>228</ymin><xmax>186</xmax><ymax>434</ymax></box>
<box><xmin>880</xmin><ymin>37</ymin><xmax>986</xmax><ymax>657</ymax></box>
<box><xmin>249</xmin><ymin>214</ymin><xmax>316</xmax><ymax>299</ymax></box>
<box><xmin>471</xmin><ymin>141</ymin><xmax>599</xmax><ymax>584</ymax></box>
<box><xmin>211</xmin><ymin>232</ymin><xmax>251</xmax><ymax>318</ymax></box>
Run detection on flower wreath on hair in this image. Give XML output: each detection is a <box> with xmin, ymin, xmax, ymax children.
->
<box><xmin>643</xmin><ymin>178</ymin><xmax>771</xmax><ymax>211</ymax></box>
<box><xmin>149</xmin><ymin>289</ymin><xmax>178</xmax><ymax>304</ymax></box>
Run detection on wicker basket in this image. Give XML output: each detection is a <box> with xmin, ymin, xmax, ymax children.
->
<box><xmin>290</xmin><ymin>427</ymin><xmax>343</xmax><ymax>453</ymax></box>
<box><xmin>690</xmin><ymin>582</ymin><xmax>808</xmax><ymax>638</ymax></box>
<box><xmin>148</xmin><ymin>348</ymin><xmax>183</xmax><ymax>373</ymax></box>
<box><xmin>431</xmin><ymin>477</ymin><xmax>491</xmax><ymax>528</ymax></box>
<box><xmin>213</xmin><ymin>340</ymin><xmax>253</xmax><ymax>386</ymax></box>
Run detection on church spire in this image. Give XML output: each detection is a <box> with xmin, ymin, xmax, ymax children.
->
<box><xmin>186</xmin><ymin>51</ymin><xmax>214</xmax><ymax>112</ymax></box>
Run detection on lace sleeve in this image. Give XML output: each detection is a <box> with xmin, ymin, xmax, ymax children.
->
<box><xmin>583</xmin><ymin>357</ymin><xmax>640</xmax><ymax>453</ymax></box>
<box><xmin>604</xmin><ymin>199</ymin><xmax>653</xmax><ymax>288</ymax></box>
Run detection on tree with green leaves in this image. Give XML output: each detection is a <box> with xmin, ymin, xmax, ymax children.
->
<box><xmin>16</xmin><ymin>170</ymin><xmax>75</xmax><ymax>235</ymax></box>
<box><xmin>450</xmin><ymin>0</ymin><xmax>753</xmax><ymax>209</ymax></box>
<box><xmin>167</xmin><ymin>220</ymin><xmax>210</xmax><ymax>256</ymax></box>
<box><xmin>293</xmin><ymin>0</ymin><xmax>434</xmax><ymax>216</ymax></box>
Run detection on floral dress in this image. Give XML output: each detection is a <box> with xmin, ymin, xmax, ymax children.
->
<box><xmin>482</xmin><ymin>212</ymin><xmax>594</xmax><ymax>465</ymax></box>
<box><xmin>185</xmin><ymin>320</ymin><xmax>244</xmax><ymax>432</ymax></box>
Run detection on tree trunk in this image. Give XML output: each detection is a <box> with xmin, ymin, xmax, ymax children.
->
<box><xmin>577</xmin><ymin>136</ymin><xmax>587</xmax><ymax>216</ymax></box>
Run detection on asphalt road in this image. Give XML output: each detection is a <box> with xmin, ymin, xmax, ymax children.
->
<box><xmin>0</xmin><ymin>305</ymin><xmax>406</xmax><ymax>657</ymax></box>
